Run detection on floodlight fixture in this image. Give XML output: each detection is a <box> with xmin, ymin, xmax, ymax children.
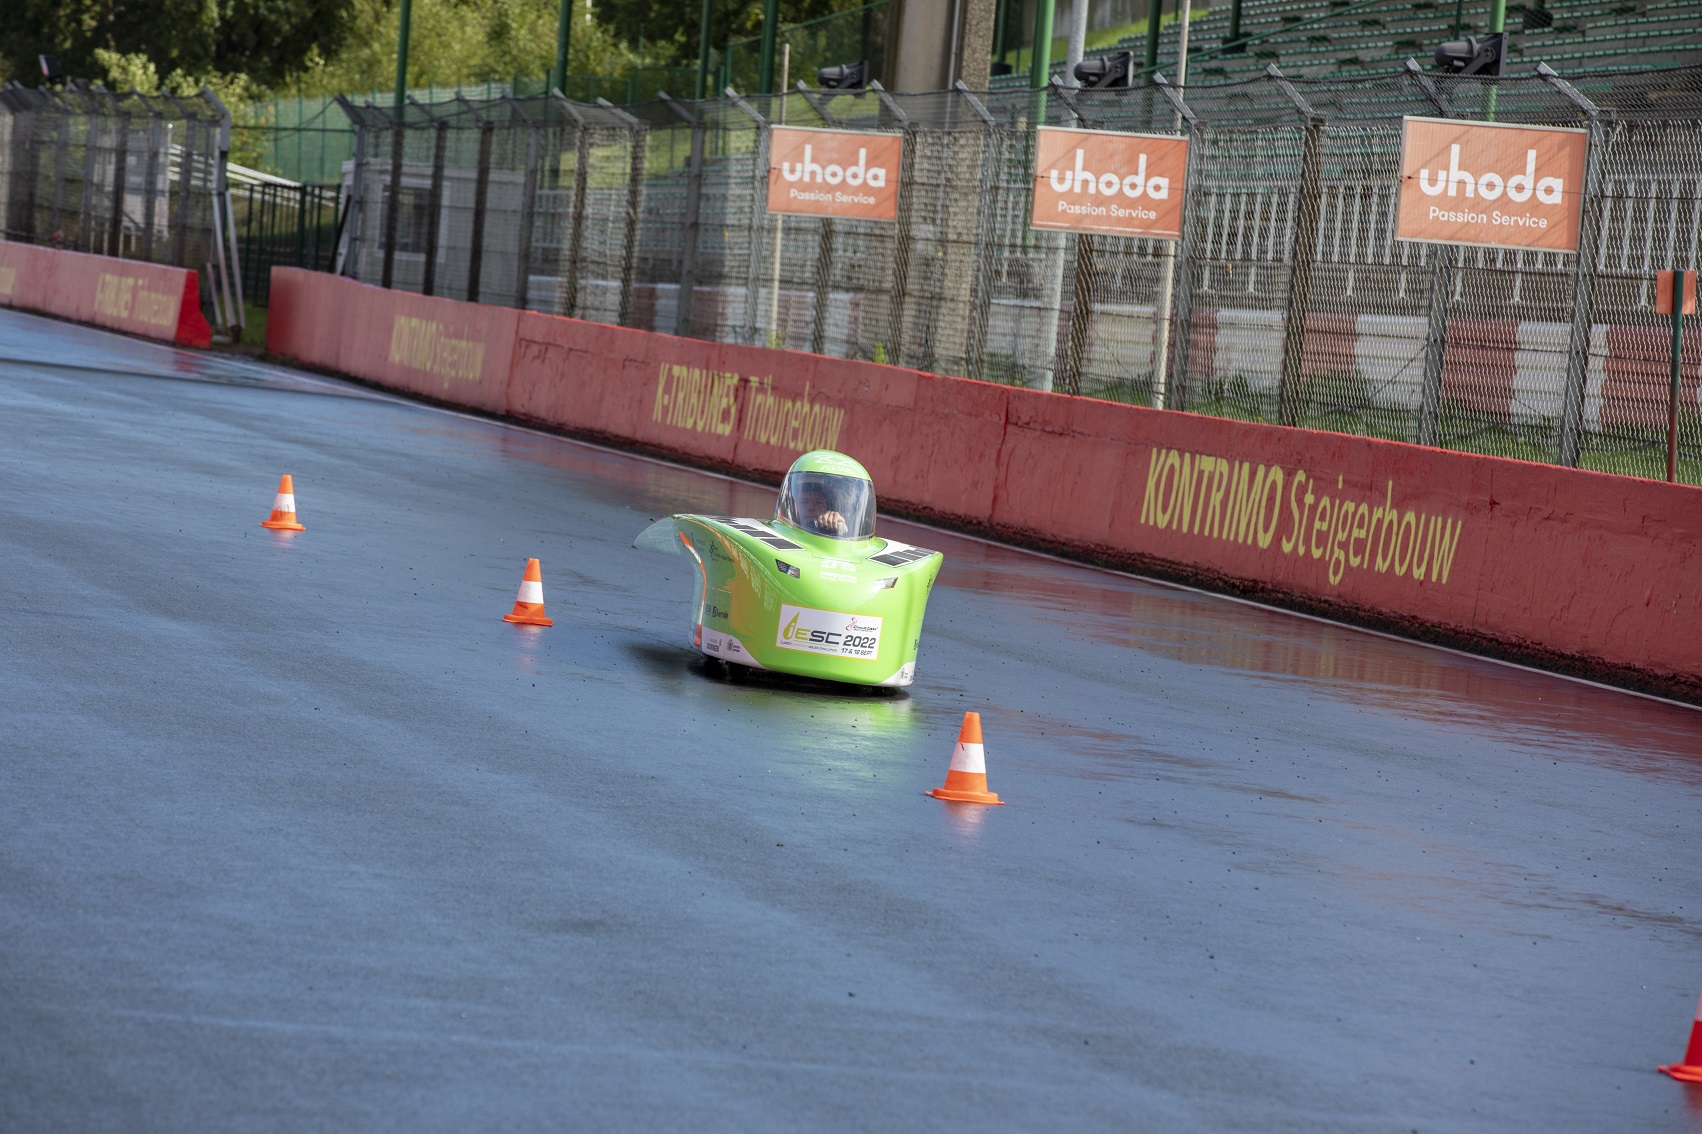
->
<box><xmin>1074</xmin><ymin>50</ymin><xmax>1135</xmax><ymax>89</ymax></box>
<box><xmin>1434</xmin><ymin>33</ymin><xmax>1507</xmax><ymax>76</ymax></box>
<box><xmin>817</xmin><ymin>61</ymin><xmax>867</xmax><ymax>90</ymax></box>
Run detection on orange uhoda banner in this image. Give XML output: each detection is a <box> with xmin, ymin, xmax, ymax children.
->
<box><xmin>1029</xmin><ymin>127</ymin><xmax>1189</xmax><ymax>239</ymax></box>
<box><xmin>1396</xmin><ymin>116</ymin><xmax>1589</xmax><ymax>253</ymax></box>
<box><xmin>765</xmin><ymin>126</ymin><xmax>903</xmax><ymax>222</ymax></box>
<box><xmin>1655</xmin><ymin>269</ymin><xmax>1697</xmax><ymax>316</ymax></box>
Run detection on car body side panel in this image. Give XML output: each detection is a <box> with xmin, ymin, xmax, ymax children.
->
<box><xmin>639</xmin><ymin>515</ymin><xmax>942</xmax><ymax>686</ymax></box>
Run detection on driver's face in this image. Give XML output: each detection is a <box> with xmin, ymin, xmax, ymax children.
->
<box><xmin>799</xmin><ymin>485</ymin><xmax>847</xmax><ymax>533</ymax></box>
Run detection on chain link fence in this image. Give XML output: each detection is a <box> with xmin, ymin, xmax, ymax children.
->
<box><xmin>27</xmin><ymin>61</ymin><xmax>1680</xmax><ymax>486</ymax></box>
<box><xmin>346</xmin><ymin>65</ymin><xmax>1702</xmax><ymax>482</ymax></box>
<box><xmin>0</xmin><ymin>84</ymin><xmax>234</xmax><ymax>305</ymax></box>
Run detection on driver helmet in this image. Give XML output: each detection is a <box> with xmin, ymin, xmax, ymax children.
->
<box><xmin>775</xmin><ymin>450</ymin><xmax>876</xmax><ymax>540</ymax></box>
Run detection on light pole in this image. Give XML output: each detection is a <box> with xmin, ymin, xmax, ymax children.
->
<box><xmin>1029</xmin><ymin>0</ymin><xmax>1062</xmax><ymax>390</ymax></box>
<box><xmin>1150</xmin><ymin>3</ymin><xmax>1192</xmax><ymax>410</ymax></box>
<box><xmin>758</xmin><ymin>0</ymin><xmax>781</xmax><ymax>92</ymax></box>
<box><xmin>553</xmin><ymin>0</ymin><xmax>574</xmax><ymax>96</ymax></box>
<box><xmin>1486</xmin><ymin>0</ymin><xmax>1506</xmax><ymax>118</ymax></box>
<box><xmin>696</xmin><ymin>0</ymin><xmax>714</xmax><ymax>99</ymax></box>
<box><xmin>1144</xmin><ymin>0</ymin><xmax>1161</xmax><ymax>81</ymax></box>
<box><xmin>1030</xmin><ymin>0</ymin><xmax>1056</xmax><ymax>89</ymax></box>
<box><xmin>394</xmin><ymin>0</ymin><xmax>413</xmax><ymax>111</ymax></box>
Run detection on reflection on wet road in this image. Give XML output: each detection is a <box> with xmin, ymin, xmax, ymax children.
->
<box><xmin>1</xmin><ymin>308</ymin><xmax>1699</xmax><ymax>1133</ymax></box>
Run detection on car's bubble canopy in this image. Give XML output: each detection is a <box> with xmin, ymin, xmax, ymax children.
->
<box><xmin>775</xmin><ymin>450</ymin><xmax>875</xmax><ymax>540</ymax></box>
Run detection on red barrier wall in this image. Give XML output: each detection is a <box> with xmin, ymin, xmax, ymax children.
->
<box><xmin>990</xmin><ymin>390</ymin><xmax>1699</xmax><ymax>679</ymax></box>
<box><xmin>0</xmin><ymin>242</ymin><xmax>211</xmax><ymax>347</ymax></box>
<box><xmin>267</xmin><ymin>267</ymin><xmax>1702</xmax><ymax>698</ymax></box>
<box><xmin>504</xmin><ymin>308</ymin><xmax>1011</xmax><ymax>522</ymax></box>
<box><xmin>267</xmin><ymin>268</ymin><xmax>516</xmax><ymax>413</ymax></box>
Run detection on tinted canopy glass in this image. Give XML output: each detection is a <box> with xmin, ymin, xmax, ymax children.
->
<box><xmin>776</xmin><ymin>471</ymin><xmax>876</xmax><ymax>540</ymax></box>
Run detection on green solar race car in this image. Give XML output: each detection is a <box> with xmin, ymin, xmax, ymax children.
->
<box><xmin>634</xmin><ymin>450</ymin><xmax>943</xmax><ymax>687</ymax></box>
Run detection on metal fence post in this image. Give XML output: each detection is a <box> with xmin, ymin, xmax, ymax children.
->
<box><xmin>956</xmin><ymin>80</ymin><xmax>1003</xmax><ymax>384</ymax></box>
<box><xmin>468</xmin><ymin>115</ymin><xmax>495</xmax><ymax>303</ymax></box>
<box><xmin>1407</xmin><ymin>60</ymin><xmax>1457</xmax><ymax>448</ymax></box>
<box><xmin>596</xmin><ymin>98</ymin><xmax>646</xmax><ymax>328</ymax></box>
<box><xmin>106</xmin><ymin>93</ymin><xmax>130</xmax><ymax>258</ymax></box>
<box><xmin>725</xmin><ymin>87</ymin><xmax>769</xmax><ymax>346</ymax></box>
<box><xmin>76</xmin><ymin>87</ymin><xmax>100</xmax><ymax>251</ymax></box>
<box><xmin>1668</xmin><ymin>270</ymin><xmax>1688</xmax><ymax>483</ymax></box>
<box><xmin>221</xmin><ymin>103</ymin><xmax>244</xmax><ymax>327</ymax></box>
<box><xmin>621</xmin><ymin>122</ymin><xmax>647</xmax><ymax>328</ymax></box>
<box><xmin>507</xmin><ymin>96</ymin><xmax>542</xmax><ymax>312</ymax></box>
<box><xmin>1156</xmin><ymin>73</ymin><xmax>1202</xmax><ymax>411</ymax></box>
<box><xmin>293</xmin><ymin>183</ymin><xmax>310</xmax><ymax>292</ymax></box>
<box><xmin>811</xmin><ymin>219</ymin><xmax>836</xmax><ymax>355</ymax></box>
<box><xmin>660</xmin><ymin>92</ymin><xmax>705</xmax><ymax>336</ymax></box>
<box><xmin>412</xmin><ymin>98</ymin><xmax>448</xmax><ymax>297</ymax></box>
<box><xmin>334</xmin><ymin>102</ymin><xmax>368</xmax><ymax>277</ymax></box>
<box><xmin>1164</xmin><ymin>136</ymin><xmax>1205</xmax><ymax>411</ymax></box>
<box><xmin>796</xmin><ymin>83</ymin><xmax>846</xmax><ymax>355</ymax></box>
<box><xmin>1269</xmin><ymin>66</ymin><xmax>1325</xmax><ymax>428</ymax></box>
<box><xmin>237</xmin><ymin>184</ymin><xmax>259</xmax><ymax>310</ymax></box>
<box><xmin>554</xmin><ymin>92</ymin><xmax>590</xmax><ymax>317</ymax></box>
<box><xmin>1060</xmin><ymin>235</ymin><xmax>1097</xmax><ymax>395</ymax></box>
<box><xmin>1541</xmin><ymin>63</ymin><xmax>1606</xmax><ymax>469</ymax></box>
<box><xmin>140</xmin><ymin>100</ymin><xmax>163</xmax><ymax>262</ymax></box>
<box><xmin>1416</xmin><ymin>245</ymin><xmax>1454</xmax><ymax>446</ymax></box>
<box><xmin>872</xmin><ymin>83</ymin><xmax>913</xmax><ymax>366</ymax></box>
<box><xmin>170</xmin><ymin>106</ymin><xmax>195</xmax><ymax>268</ymax></box>
<box><xmin>199</xmin><ymin>87</ymin><xmax>241</xmax><ymax>334</ymax></box>
<box><xmin>381</xmin><ymin>104</ymin><xmax>405</xmax><ymax>289</ymax></box>
<box><xmin>1051</xmin><ymin>80</ymin><xmax>1096</xmax><ymax>396</ymax></box>
<box><xmin>50</xmin><ymin>99</ymin><xmax>71</xmax><ymax>245</ymax></box>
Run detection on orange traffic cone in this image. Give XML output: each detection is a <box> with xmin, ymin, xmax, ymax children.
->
<box><xmin>1660</xmin><ymin>990</ymin><xmax>1702</xmax><ymax>1082</ymax></box>
<box><xmin>502</xmin><ymin>558</ymin><xmax>553</xmax><ymax>627</ymax></box>
<box><xmin>259</xmin><ymin>474</ymin><xmax>305</xmax><ymax>531</ymax></box>
<box><xmin>927</xmin><ymin>711</ymin><xmax>1004</xmax><ymax>805</ymax></box>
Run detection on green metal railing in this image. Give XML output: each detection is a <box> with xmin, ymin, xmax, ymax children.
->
<box><xmin>230</xmin><ymin>181</ymin><xmax>342</xmax><ymax>305</ymax></box>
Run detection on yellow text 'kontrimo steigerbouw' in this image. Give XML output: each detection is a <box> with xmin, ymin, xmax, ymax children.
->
<box><xmin>1140</xmin><ymin>447</ymin><xmax>1464</xmax><ymax>588</ymax></box>
<box><xmin>389</xmin><ymin>316</ymin><xmax>487</xmax><ymax>382</ymax></box>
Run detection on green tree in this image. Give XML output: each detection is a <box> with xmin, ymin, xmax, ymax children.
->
<box><xmin>0</xmin><ymin>0</ymin><xmax>863</xmax><ymax>105</ymax></box>
<box><xmin>279</xmin><ymin>0</ymin><xmax>649</xmax><ymax>97</ymax></box>
<box><xmin>0</xmin><ymin>0</ymin><xmax>358</xmax><ymax>89</ymax></box>
<box><xmin>601</xmin><ymin>0</ymin><xmax>875</xmax><ymax>69</ymax></box>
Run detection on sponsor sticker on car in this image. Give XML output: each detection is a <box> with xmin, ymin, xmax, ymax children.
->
<box><xmin>776</xmin><ymin>604</ymin><xmax>882</xmax><ymax>660</ymax></box>
<box><xmin>700</xmin><ymin>628</ymin><xmax>760</xmax><ymax>665</ymax></box>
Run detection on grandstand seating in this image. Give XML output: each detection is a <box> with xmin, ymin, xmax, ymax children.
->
<box><xmin>994</xmin><ymin>0</ymin><xmax>1702</xmax><ymax>89</ymax></box>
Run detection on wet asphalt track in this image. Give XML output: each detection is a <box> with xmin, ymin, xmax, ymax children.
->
<box><xmin>2</xmin><ymin>307</ymin><xmax>1701</xmax><ymax>1133</ymax></box>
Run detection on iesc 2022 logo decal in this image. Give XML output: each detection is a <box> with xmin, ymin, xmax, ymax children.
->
<box><xmin>776</xmin><ymin>604</ymin><xmax>882</xmax><ymax>660</ymax></box>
